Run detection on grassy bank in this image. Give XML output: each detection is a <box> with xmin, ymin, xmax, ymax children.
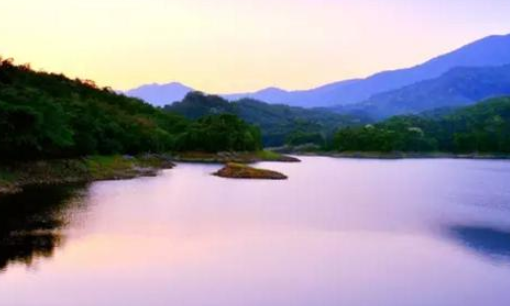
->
<box><xmin>172</xmin><ymin>150</ymin><xmax>300</xmax><ymax>163</ymax></box>
<box><xmin>0</xmin><ymin>155</ymin><xmax>175</xmax><ymax>195</ymax></box>
<box><xmin>0</xmin><ymin>151</ymin><xmax>298</xmax><ymax>195</ymax></box>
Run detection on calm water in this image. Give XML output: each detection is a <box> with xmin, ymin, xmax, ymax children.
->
<box><xmin>1</xmin><ymin>157</ymin><xmax>510</xmax><ymax>306</ymax></box>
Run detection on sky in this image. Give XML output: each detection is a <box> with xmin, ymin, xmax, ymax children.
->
<box><xmin>1</xmin><ymin>0</ymin><xmax>510</xmax><ymax>93</ymax></box>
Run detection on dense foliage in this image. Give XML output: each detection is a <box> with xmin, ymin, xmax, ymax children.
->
<box><xmin>333</xmin><ymin>97</ymin><xmax>510</xmax><ymax>153</ymax></box>
<box><xmin>175</xmin><ymin>114</ymin><xmax>261</xmax><ymax>152</ymax></box>
<box><xmin>165</xmin><ymin>92</ymin><xmax>365</xmax><ymax>147</ymax></box>
<box><xmin>0</xmin><ymin>58</ymin><xmax>261</xmax><ymax>160</ymax></box>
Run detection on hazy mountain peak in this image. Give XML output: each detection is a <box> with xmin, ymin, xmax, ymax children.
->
<box><xmin>125</xmin><ymin>82</ymin><xmax>194</xmax><ymax>106</ymax></box>
<box><xmin>257</xmin><ymin>87</ymin><xmax>289</xmax><ymax>94</ymax></box>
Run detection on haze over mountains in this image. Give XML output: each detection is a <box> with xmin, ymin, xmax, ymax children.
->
<box><xmin>125</xmin><ymin>82</ymin><xmax>193</xmax><ymax>107</ymax></box>
<box><xmin>125</xmin><ymin>33</ymin><xmax>510</xmax><ymax>110</ymax></box>
<box><xmin>341</xmin><ymin>64</ymin><xmax>510</xmax><ymax>119</ymax></box>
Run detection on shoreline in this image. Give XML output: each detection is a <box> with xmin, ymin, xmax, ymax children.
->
<box><xmin>0</xmin><ymin>151</ymin><xmax>299</xmax><ymax>195</ymax></box>
<box><xmin>295</xmin><ymin>151</ymin><xmax>510</xmax><ymax>160</ymax></box>
<box><xmin>5</xmin><ymin>150</ymin><xmax>507</xmax><ymax>195</ymax></box>
<box><xmin>0</xmin><ymin>155</ymin><xmax>176</xmax><ymax>196</ymax></box>
<box><xmin>171</xmin><ymin>151</ymin><xmax>300</xmax><ymax>163</ymax></box>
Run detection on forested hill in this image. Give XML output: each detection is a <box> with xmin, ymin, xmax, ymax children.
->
<box><xmin>165</xmin><ymin>92</ymin><xmax>365</xmax><ymax>147</ymax></box>
<box><xmin>0</xmin><ymin>58</ymin><xmax>261</xmax><ymax>160</ymax></box>
<box><xmin>333</xmin><ymin>97</ymin><xmax>510</xmax><ymax>154</ymax></box>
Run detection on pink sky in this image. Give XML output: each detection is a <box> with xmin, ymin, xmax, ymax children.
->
<box><xmin>1</xmin><ymin>0</ymin><xmax>509</xmax><ymax>92</ymax></box>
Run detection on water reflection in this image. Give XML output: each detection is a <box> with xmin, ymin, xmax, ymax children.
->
<box><xmin>2</xmin><ymin>159</ymin><xmax>510</xmax><ymax>306</ymax></box>
<box><xmin>0</xmin><ymin>184</ymin><xmax>86</xmax><ymax>271</ymax></box>
<box><xmin>449</xmin><ymin>225</ymin><xmax>510</xmax><ymax>262</ymax></box>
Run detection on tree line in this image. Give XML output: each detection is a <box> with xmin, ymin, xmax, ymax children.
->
<box><xmin>333</xmin><ymin>97</ymin><xmax>510</xmax><ymax>153</ymax></box>
<box><xmin>0</xmin><ymin>58</ymin><xmax>261</xmax><ymax>160</ymax></box>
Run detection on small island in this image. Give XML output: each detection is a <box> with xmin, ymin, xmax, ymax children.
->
<box><xmin>213</xmin><ymin>163</ymin><xmax>288</xmax><ymax>180</ymax></box>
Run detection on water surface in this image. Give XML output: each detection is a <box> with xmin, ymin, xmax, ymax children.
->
<box><xmin>1</xmin><ymin>157</ymin><xmax>510</xmax><ymax>306</ymax></box>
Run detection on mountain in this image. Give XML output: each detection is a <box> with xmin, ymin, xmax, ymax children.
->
<box><xmin>223</xmin><ymin>87</ymin><xmax>291</xmax><ymax>104</ymax></box>
<box><xmin>342</xmin><ymin>64</ymin><xmax>510</xmax><ymax>119</ymax></box>
<box><xmin>333</xmin><ymin>97</ymin><xmax>510</xmax><ymax>154</ymax></box>
<box><xmin>164</xmin><ymin>92</ymin><xmax>366</xmax><ymax>147</ymax></box>
<box><xmin>221</xmin><ymin>80</ymin><xmax>362</xmax><ymax>107</ymax></box>
<box><xmin>224</xmin><ymin>34</ymin><xmax>510</xmax><ymax>107</ymax></box>
<box><xmin>125</xmin><ymin>82</ymin><xmax>193</xmax><ymax>107</ymax></box>
<box><xmin>125</xmin><ymin>34</ymin><xmax>510</xmax><ymax>108</ymax></box>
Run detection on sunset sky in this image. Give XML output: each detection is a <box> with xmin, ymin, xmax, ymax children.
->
<box><xmin>1</xmin><ymin>0</ymin><xmax>510</xmax><ymax>93</ymax></box>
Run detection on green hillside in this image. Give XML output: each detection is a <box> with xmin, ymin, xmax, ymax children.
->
<box><xmin>165</xmin><ymin>92</ymin><xmax>365</xmax><ymax>147</ymax></box>
<box><xmin>0</xmin><ymin>58</ymin><xmax>261</xmax><ymax>160</ymax></box>
<box><xmin>334</xmin><ymin>97</ymin><xmax>510</xmax><ymax>153</ymax></box>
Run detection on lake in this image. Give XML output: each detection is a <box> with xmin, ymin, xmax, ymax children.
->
<box><xmin>1</xmin><ymin>157</ymin><xmax>510</xmax><ymax>306</ymax></box>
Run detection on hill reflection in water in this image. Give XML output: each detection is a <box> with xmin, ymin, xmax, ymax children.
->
<box><xmin>449</xmin><ymin>225</ymin><xmax>510</xmax><ymax>262</ymax></box>
<box><xmin>0</xmin><ymin>184</ymin><xmax>87</xmax><ymax>272</ymax></box>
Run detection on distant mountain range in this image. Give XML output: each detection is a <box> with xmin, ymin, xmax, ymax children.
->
<box><xmin>338</xmin><ymin>64</ymin><xmax>510</xmax><ymax>119</ymax></box>
<box><xmin>125</xmin><ymin>33</ymin><xmax>510</xmax><ymax>108</ymax></box>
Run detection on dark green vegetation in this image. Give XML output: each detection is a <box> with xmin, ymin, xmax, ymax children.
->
<box><xmin>0</xmin><ymin>58</ymin><xmax>261</xmax><ymax>160</ymax></box>
<box><xmin>164</xmin><ymin>92</ymin><xmax>365</xmax><ymax>147</ymax></box>
<box><xmin>172</xmin><ymin>151</ymin><xmax>300</xmax><ymax>163</ymax></box>
<box><xmin>213</xmin><ymin>163</ymin><xmax>288</xmax><ymax>180</ymax></box>
<box><xmin>174</xmin><ymin>114</ymin><xmax>261</xmax><ymax>152</ymax></box>
<box><xmin>333</xmin><ymin>97</ymin><xmax>510</xmax><ymax>154</ymax></box>
<box><xmin>339</xmin><ymin>65</ymin><xmax>510</xmax><ymax>119</ymax></box>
